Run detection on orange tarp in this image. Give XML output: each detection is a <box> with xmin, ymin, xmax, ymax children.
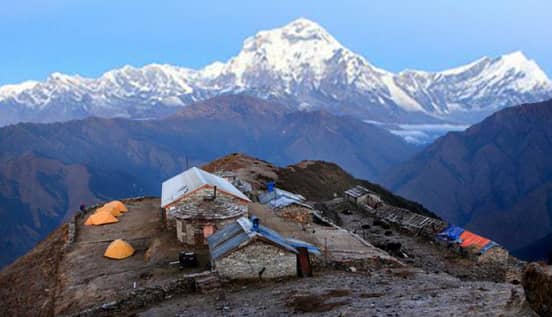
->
<box><xmin>84</xmin><ymin>211</ymin><xmax>119</xmax><ymax>226</ymax></box>
<box><xmin>459</xmin><ymin>230</ymin><xmax>490</xmax><ymax>250</ymax></box>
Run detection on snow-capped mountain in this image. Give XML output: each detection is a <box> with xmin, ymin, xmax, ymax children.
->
<box><xmin>394</xmin><ymin>51</ymin><xmax>552</xmax><ymax>122</ymax></box>
<box><xmin>1</xmin><ymin>18</ymin><xmax>551</xmax><ymax>128</ymax></box>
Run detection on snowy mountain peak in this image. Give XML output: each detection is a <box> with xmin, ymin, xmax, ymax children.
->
<box><xmin>272</xmin><ymin>17</ymin><xmax>340</xmax><ymax>47</ymax></box>
<box><xmin>229</xmin><ymin>19</ymin><xmax>343</xmax><ymax>75</ymax></box>
<box><xmin>208</xmin><ymin>18</ymin><xmax>378</xmax><ymax>90</ymax></box>
<box><xmin>246</xmin><ymin>18</ymin><xmax>340</xmax><ymax>47</ymax></box>
<box><xmin>495</xmin><ymin>51</ymin><xmax>551</xmax><ymax>87</ymax></box>
<box><xmin>501</xmin><ymin>50</ymin><xmax>527</xmax><ymax>61</ymax></box>
<box><xmin>0</xmin><ymin>81</ymin><xmax>39</xmax><ymax>100</ymax></box>
<box><xmin>46</xmin><ymin>72</ymin><xmax>83</xmax><ymax>84</ymax></box>
<box><xmin>0</xmin><ymin>19</ymin><xmax>551</xmax><ymax>129</ymax></box>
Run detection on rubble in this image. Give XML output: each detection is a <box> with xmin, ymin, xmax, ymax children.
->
<box><xmin>522</xmin><ymin>262</ymin><xmax>552</xmax><ymax>317</ymax></box>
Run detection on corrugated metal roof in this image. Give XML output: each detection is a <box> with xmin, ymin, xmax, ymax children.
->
<box><xmin>286</xmin><ymin>238</ymin><xmax>321</xmax><ymax>255</ymax></box>
<box><xmin>259</xmin><ymin>187</ymin><xmax>309</xmax><ymax>209</ymax></box>
<box><xmin>161</xmin><ymin>167</ymin><xmax>251</xmax><ymax>207</ymax></box>
<box><xmin>276</xmin><ymin>188</ymin><xmax>305</xmax><ymax>201</ymax></box>
<box><xmin>210</xmin><ymin>231</ymin><xmax>250</xmax><ymax>260</ymax></box>
<box><xmin>256</xmin><ymin>224</ymin><xmax>301</xmax><ymax>254</ymax></box>
<box><xmin>345</xmin><ymin>185</ymin><xmax>372</xmax><ymax>198</ymax></box>
<box><xmin>267</xmin><ymin>196</ymin><xmax>301</xmax><ymax>209</ymax></box>
<box><xmin>208</xmin><ymin>217</ymin><xmax>319</xmax><ymax>260</ymax></box>
<box><xmin>207</xmin><ymin>222</ymin><xmax>243</xmax><ymax>250</ymax></box>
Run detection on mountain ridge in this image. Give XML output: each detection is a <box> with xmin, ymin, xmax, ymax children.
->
<box><xmin>381</xmin><ymin>98</ymin><xmax>552</xmax><ymax>256</ymax></box>
<box><xmin>0</xmin><ymin>18</ymin><xmax>550</xmax><ymax>128</ymax></box>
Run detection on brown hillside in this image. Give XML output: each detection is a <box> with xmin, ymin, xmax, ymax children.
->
<box><xmin>204</xmin><ymin>153</ymin><xmax>437</xmax><ymax>218</ymax></box>
<box><xmin>0</xmin><ymin>224</ymin><xmax>67</xmax><ymax>317</ymax></box>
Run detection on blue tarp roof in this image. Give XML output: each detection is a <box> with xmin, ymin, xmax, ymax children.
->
<box><xmin>207</xmin><ymin>217</ymin><xmax>320</xmax><ymax>260</ymax></box>
<box><xmin>437</xmin><ymin>225</ymin><xmax>465</xmax><ymax>242</ymax></box>
<box><xmin>436</xmin><ymin>225</ymin><xmax>500</xmax><ymax>254</ymax></box>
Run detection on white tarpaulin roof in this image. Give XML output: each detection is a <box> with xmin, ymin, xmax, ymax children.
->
<box><xmin>161</xmin><ymin>167</ymin><xmax>251</xmax><ymax>207</ymax></box>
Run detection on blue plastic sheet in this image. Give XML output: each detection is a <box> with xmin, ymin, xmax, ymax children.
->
<box><xmin>437</xmin><ymin>225</ymin><xmax>465</xmax><ymax>242</ymax></box>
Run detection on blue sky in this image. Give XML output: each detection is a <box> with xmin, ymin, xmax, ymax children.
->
<box><xmin>0</xmin><ymin>0</ymin><xmax>550</xmax><ymax>85</ymax></box>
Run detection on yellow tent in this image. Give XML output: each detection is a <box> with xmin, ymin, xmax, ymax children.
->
<box><xmin>105</xmin><ymin>200</ymin><xmax>128</xmax><ymax>213</ymax></box>
<box><xmin>104</xmin><ymin>239</ymin><xmax>135</xmax><ymax>259</ymax></box>
<box><xmin>84</xmin><ymin>211</ymin><xmax>119</xmax><ymax>226</ymax></box>
<box><xmin>96</xmin><ymin>205</ymin><xmax>122</xmax><ymax>217</ymax></box>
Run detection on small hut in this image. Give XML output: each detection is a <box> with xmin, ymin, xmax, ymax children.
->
<box><xmin>344</xmin><ymin>185</ymin><xmax>382</xmax><ymax>208</ymax></box>
<box><xmin>161</xmin><ymin>167</ymin><xmax>251</xmax><ymax>246</ymax></box>
<box><xmin>259</xmin><ymin>187</ymin><xmax>313</xmax><ymax>224</ymax></box>
<box><xmin>208</xmin><ymin>217</ymin><xmax>319</xmax><ymax>280</ymax></box>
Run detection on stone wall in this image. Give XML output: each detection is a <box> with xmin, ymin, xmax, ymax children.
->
<box><xmin>478</xmin><ymin>246</ymin><xmax>510</xmax><ymax>264</ymax></box>
<box><xmin>67</xmin><ymin>274</ymin><xmax>199</xmax><ymax>317</ymax></box>
<box><xmin>216</xmin><ymin>240</ymin><xmax>297</xmax><ymax>280</ymax></box>
<box><xmin>365</xmin><ymin>193</ymin><xmax>383</xmax><ymax>208</ymax></box>
<box><xmin>276</xmin><ymin>205</ymin><xmax>313</xmax><ymax>224</ymax></box>
<box><xmin>176</xmin><ymin>216</ymin><xmax>238</xmax><ymax>245</ymax></box>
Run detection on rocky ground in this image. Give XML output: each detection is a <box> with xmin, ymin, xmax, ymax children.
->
<box><xmin>328</xmin><ymin>198</ymin><xmax>522</xmax><ymax>283</ymax></box>
<box><xmin>136</xmin><ymin>268</ymin><xmax>535</xmax><ymax>317</ymax></box>
<box><xmin>129</xmin><ymin>197</ymin><xmax>538</xmax><ymax>316</ymax></box>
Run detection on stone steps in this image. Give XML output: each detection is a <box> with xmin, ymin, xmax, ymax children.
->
<box><xmin>195</xmin><ymin>274</ymin><xmax>221</xmax><ymax>293</ymax></box>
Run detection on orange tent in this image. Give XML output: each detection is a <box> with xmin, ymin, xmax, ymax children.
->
<box><xmin>104</xmin><ymin>239</ymin><xmax>135</xmax><ymax>259</ymax></box>
<box><xmin>96</xmin><ymin>205</ymin><xmax>122</xmax><ymax>217</ymax></box>
<box><xmin>84</xmin><ymin>216</ymin><xmax>95</xmax><ymax>226</ymax></box>
<box><xmin>104</xmin><ymin>200</ymin><xmax>128</xmax><ymax>213</ymax></box>
<box><xmin>84</xmin><ymin>211</ymin><xmax>119</xmax><ymax>226</ymax></box>
<box><xmin>460</xmin><ymin>230</ymin><xmax>490</xmax><ymax>251</ymax></box>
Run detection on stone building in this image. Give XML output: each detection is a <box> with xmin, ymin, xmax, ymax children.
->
<box><xmin>208</xmin><ymin>217</ymin><xmax>319</xmax><ymax>280</ymax></box>
<box><xmin>345</xmin><ymin>185</ymin><xmax>383</xmax><ymax>208</ymax></box>
<box><xmin>259</xmin><ymin>187</ymin><xmax>313</xmax><ymax>224</ymax></box>
<box><xmin>161</xmin><ymin>167</ymin><xmax>251</xmax><ymax>245</ymax></box>
<box><xmin>477</xmin><ymin>245</ymin><xmax>510</xmax><ymax>264</ymax></box>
